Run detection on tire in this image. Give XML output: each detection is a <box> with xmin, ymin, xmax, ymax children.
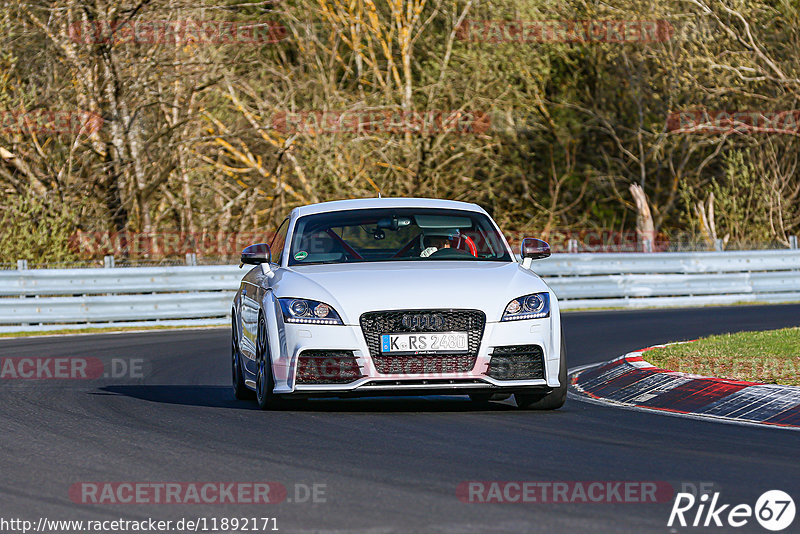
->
<box><xmin>255</xmin><ymin>314</ymin><xmax>280</xmax><ymax>410</ymax></box>
<box><xmin>232</xmin><ymin>315</ymin><xmax>254</xmax><ymax>400</ymax></box>
<box><xmin>515</xmin><ymin>335</ymin><xmax>567</xmax><ymax>410</ymax></box>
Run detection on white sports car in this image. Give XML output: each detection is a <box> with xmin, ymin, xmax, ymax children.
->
<box><xmin>231</xmin><ymin>198</ymin><xmax>565</xmax><ymax>409</ymax></box>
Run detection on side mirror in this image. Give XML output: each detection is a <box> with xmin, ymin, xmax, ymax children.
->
<box><xmin>240</xmin><ymin>243</ymin><xmax>271</xmax><ymax>266</ymax></box>
<box><xmin>521</xmin><ymin>238</ymin><xmax>551</xmax><ymax>263</ymax></box>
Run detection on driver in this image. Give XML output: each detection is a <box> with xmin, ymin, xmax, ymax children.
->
<box><xmin>420</xmin><ymin>230</ymin><xmax>454</xmax><ymax>257</ymax></box>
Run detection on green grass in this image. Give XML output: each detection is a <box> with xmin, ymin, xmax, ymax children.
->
<box><xmin>0</xmin><ymin>323</ymin><xmax>226</xmax><ymax>339</ymax></box>
<box><xmin>645</xmin><ymin>327</ymin><xmax>800</xmax><ymax>386</ymax></box>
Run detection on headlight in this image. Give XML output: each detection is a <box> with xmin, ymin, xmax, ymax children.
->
<box><xmin>501</xmin><ymin>292</ymin><xmax>550</xmax><ymax>321</ymax></box>
<box><xmin>278</xmin><ymin>298</ymin><xmax>344</xmax><ymax>325</ymax></box>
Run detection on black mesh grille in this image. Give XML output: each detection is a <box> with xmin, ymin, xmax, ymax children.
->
<box><xmin>360</xmin><ymin>310</ymin><xmax>485</xmax><ymax>375</ymax></box>
<box><xmin>486</xmin><ymin>345</ymin><xmax>544</xmax><ymax>380</ymax></box>
<box><xmin>296</xmin><ymin>350</ymin><xmax>363</xmax><ymax>384</ymax></box>
<box><xmin>370</xmin><ymin>354</ymin><xmax>477</xmax><ymax>374</ymax></box>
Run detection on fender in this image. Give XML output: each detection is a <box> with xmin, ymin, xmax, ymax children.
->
<box><xmin>547</xmin><ymin>291</ymin><xmax>563</xmax><ymax>388</ymax></box>
<box><xmin>261</xmin><ymin>290</ymin><xmax>293</xmax><ymax>393</ymax></box>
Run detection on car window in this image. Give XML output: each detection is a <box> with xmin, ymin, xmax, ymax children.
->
<box><xmin>288</xmin><ymin>208</ymin><xmax>511</xmax><ymax>265</ymax></box>
<box><xmin>270</xmin><ymin>218</ymin><xmax>289</xmax><ymax>265</ymax></box>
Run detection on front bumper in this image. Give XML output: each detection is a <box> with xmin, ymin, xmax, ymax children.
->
<box><xmin>270</xmin><ymin>317</ymin><xmax>560</xmax><ymax>395</ymax></box>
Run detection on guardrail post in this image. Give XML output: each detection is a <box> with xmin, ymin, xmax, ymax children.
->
<box><xmin>567</xmin><ymin>239</ymin><xmax>578</xmax><ymax>253</ymax></box>
<box><xmin>16</xmin><ymin>259</ymin><xmax>28</xmax><ymax>270</ymax></box>
<box><xmin>185</xmin><ymin>253</ymin><xmax>197</xmax><ymax>266</ymax></box>
<box><xmin>642</xmin><ymin>239</ymin><xmax>653</xmax><ymax>253</ymax></box>
<box><xmin>790</xmin><ymin>236</ymin><xmax>798</xmax><ymax>249</ymax></box>
<box><xmin>714</xmin><ymin>238</ymin><xmax>724</xmax><ymax>251</ymax></box>
<box><xmin>103</xmin><ymin>255</ymin><xmax>115</xmax><ymax>268</ymax></box>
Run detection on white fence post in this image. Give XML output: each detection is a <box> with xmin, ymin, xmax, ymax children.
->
<box><xmin>103</xmin><ymin>255</ymin><xmax>115</xmax><ymax>268</ymax></box>
<box><xmin>16</xmin><ymin>259</ymin><xmax>28</xmax><ymax>270</ymax></box>
<box><xmin>567</xmin><ymin>239</ymin><xmax>578</xmax><ymax>253</ymax></box>
<box><xmin>790</xmin><ymin>236</ymin><xmax>798</xmax><ymax>249</ymax></box>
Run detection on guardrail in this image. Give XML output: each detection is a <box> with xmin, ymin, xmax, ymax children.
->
<box><xmin>533</xmin><ymin>250</ymin><xmax>800</xmax><ymax>309</ymax></box>
<box><xmin>0</xmin><ymin>265</ymin><xmax>241</xmax><ymax>333</ymax></box>
<box><xmin>1</xmin><ymin>250</ymin><xmax>798</xmax><ymax>332</ymax></box>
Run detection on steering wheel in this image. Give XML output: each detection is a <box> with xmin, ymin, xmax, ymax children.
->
<box><xmin>451</xmin><ymin>235</ymin><xmax>478</xmax><ymax>257</ymax></box>
<box><xmin>429</xmin><ymin>247</ymin><xmax>474</xmax><ymax>259</ymax></box>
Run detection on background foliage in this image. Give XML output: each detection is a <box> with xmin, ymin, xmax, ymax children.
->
<box><xmin>1</xmin><ymin>0</ymin><xmax>798</xmax><ymax>261</ymax></box>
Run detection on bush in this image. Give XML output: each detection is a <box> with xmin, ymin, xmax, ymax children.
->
<box><xmin>0</xmin><ymin>192</ymin><xmax>80</xmax><ymax>264</ymax></box>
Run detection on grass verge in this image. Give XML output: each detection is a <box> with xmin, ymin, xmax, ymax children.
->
<box><xmin>644</xmin><ymin>327</ymin><xmax>800</xmax><ymax>386</ymax></box>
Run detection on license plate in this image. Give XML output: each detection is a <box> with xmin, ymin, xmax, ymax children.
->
<box><xmin>380</xmin><ymin>332</ymin><xmax>468</xmax><ymax>354</ymax></box>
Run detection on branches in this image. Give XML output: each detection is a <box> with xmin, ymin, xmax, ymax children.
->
<box><xmin>2</xmin><ymin>0</ymin><xmax>799</xmax><ymax>258</ymax></box>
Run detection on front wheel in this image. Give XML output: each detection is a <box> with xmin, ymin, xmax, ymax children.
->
<box><xmin>515</xmin><ymin>335</ymin><xmax>567</xmax><ymax>410</ymax></box>
<box><xmin>255</xmin><ymin>314</ymin><xmax>279</xmax><ymax>410</ymax></box>
<box><xmin>232</xmin><ymin>317</ymin><xmax>254</xmax><ymax>400</ymax></box>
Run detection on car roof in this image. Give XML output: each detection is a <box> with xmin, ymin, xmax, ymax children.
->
<box><xmin>293</xmin><ymin>198</ymin><xmax>487</xmax><ymax>218</ymax></box>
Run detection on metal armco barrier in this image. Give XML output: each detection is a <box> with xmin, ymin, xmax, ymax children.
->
<box><xmin>534</xmin><ymin>250</ymin><xmax>800</xmax><ymax>310</ymax></box>
<box><xmin>0</xmin><ymin>265</ymin><xmax>242</xmax><ymax>333</ymax></box>
<box><xmin>1</xmin><ymin>250</ymin><xmax>799</xmax><ymax>332</ymax></box>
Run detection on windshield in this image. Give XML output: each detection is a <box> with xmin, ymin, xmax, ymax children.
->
<box><xmin>288</xmin><ymin>208</ymin><xmax>512</xmax><ymax>265</ymax></box>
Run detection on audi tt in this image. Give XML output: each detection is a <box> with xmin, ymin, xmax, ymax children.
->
<box><xmin>231</xmin><ymin>198</ymin><xmax>565</xmax><ymax>409</ymax></box>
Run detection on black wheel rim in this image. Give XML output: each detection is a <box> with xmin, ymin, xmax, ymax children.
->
<box><xmin>256</xmin><ymin>317</ymin><xmax>267</xmax><ymax>402</ymax></box>
<box><xmin>257</xmin><ymin>318</ymin><xmax>267</xmax><ymax>356</ymax></box>
<box><xmin>231</xmin><ymin>339</ymin><xmax>238</xmax><ymax>385</ymax></box>
<box><xmin>257</xmin><ymin>359</ymin><xmax>265</xmax><ymax>402</ymax></box>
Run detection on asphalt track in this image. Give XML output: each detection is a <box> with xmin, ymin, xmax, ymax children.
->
<box><xmin>1</xmin><ymin>304</ymin><xmax>799</xmax><ymax>533</ymax></box>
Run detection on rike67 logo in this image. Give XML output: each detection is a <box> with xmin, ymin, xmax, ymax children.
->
<box><xmin>668</xmin><ymin>490</ymin><xmax>795</xmax><ymax>531</ymax></box>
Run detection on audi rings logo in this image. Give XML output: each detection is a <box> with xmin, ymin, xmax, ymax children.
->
<box><xmin>402</xmin><ymin>313</ymin><xmax>446</xmax><ymax>331</ymax></box>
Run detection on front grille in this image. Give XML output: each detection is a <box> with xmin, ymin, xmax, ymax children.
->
<box><xmin>486</xmin><ymin>345</ymin><xmax>545</xmax><ymax>380</ymax></box>
<box><xmin>360</xmin><ymin>310</ymin><xmax>486</xmax><ymax>375</ymax></box>
<box><xmin>295</xmin><ymin>350</ymin><xmax>363</xmax><ymax>384</ymax></box>
<box><xmin>370</xmin><ymin>354</ymin><xmax>477</xmax><ymax>374</ymax></box>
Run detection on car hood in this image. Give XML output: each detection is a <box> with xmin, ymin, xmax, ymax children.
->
<box><xmin>271</xmin><ymin>261</ymin><xmax>550</xmax><ymax>324</ymax></box>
